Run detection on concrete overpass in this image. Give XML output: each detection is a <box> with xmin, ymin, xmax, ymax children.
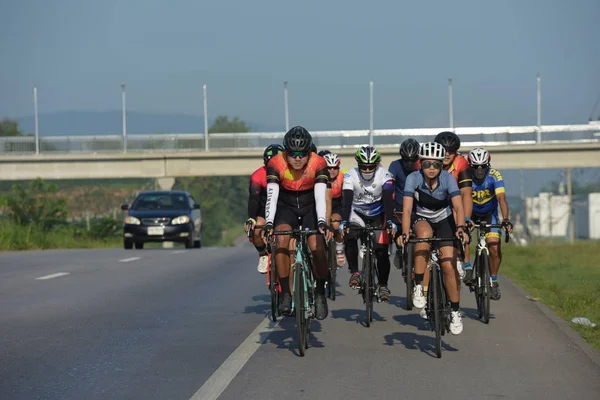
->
<box><xmin>2</xmin><ymin>142</ymin><xmax>599</xmax><ymax>189</ymax></box>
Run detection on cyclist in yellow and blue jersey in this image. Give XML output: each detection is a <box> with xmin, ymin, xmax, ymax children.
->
<box><xmin>463</xmin><ymin>148</ymin><xmax>513</xmax><ymax>300</ymax></box>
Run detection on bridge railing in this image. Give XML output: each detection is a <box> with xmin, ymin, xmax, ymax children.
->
<box><xmin>1</xmin><ymin>124</ymin><xmax>599</xmax><ymax>155</ymax></box>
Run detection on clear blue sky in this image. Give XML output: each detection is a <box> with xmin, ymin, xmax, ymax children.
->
<box><xmin>2</xmin><ymin>0</ymin><xmax>599</xmax><ymax>130</ymax></box>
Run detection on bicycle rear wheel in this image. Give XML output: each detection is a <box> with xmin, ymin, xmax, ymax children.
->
<box><xmin>480</xmin><ymin>252</ymin><xmax>491</xmax><ymax>324</ymax></box>
<box><xmin>293</xmin><ymin>262</ymin><xmax>308</xmax><ymax>356</ymax></box>
<box><xmin>404</xmin><ymin>242</ymin><xmax>414</xmax><ymax>310</ymax></box>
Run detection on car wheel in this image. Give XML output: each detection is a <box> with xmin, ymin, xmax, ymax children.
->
<box><xmin>135</xmin><ymin>242</ymin><xmax>144</xmax><ymax>249</ymax></box>
<box><xmin>194</xmin><ymin>239</ymin><xmax>201</xmax><ymax>248</ymax></box>
<box><xmin>124</xmin><ymin>240</ymin><xmax>133</xmax><ymax>249</ymax></box>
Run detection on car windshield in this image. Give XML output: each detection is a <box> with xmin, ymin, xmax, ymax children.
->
<box><xmin>132</xmin><ymin>193</ymin><xmax>189</xmax><ymax>210</ymax></box>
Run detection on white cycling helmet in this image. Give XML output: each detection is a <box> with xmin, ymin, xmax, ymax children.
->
<box><xmin>468</xmin><ymin>147</ymin><xmax>491</xmax><ymax>166</ymax></box>
<box><xmin>419</xmin><ymin>142</ymin><xmax>446</xmax><ymax>161</ymax></box>
<box><xmin>323</xmin><ymin>153</ymin><xmax>341</xmax><ymax>168</ymax></box>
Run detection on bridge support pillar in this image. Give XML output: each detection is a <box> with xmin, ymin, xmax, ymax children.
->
<box><xmin>156</xmin><ymin>177</ymin><xmax>176</xmax><ymax>248</ymax></box>
<box><xmin>156</xmin><ymin>177</ymin><xmax>175</xmax><ymax>190</ymax></box>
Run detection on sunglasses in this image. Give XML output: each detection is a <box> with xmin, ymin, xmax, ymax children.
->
<box><xmin>471</xmin><ymin>164</ymin><xmax>489</xmax><ymax>170</ymax></box>
<box><xmin>422</xmin><ymin>160</ymin><xmax>443</xmax><ymax>170</ymax></box>
<box><xmin>288</xmin><ymin>151</ymin><xmax>308</xmax><ymax>159</ymax></box>
<box><xmin>359</xmin><ymin>164</ymin><xmax>377</xmax><ymax>172</ymax></box>
<box><xmin>327</xmin><ymin>166</ymin><xmax>340</xmax><ymax>170</ymax></box>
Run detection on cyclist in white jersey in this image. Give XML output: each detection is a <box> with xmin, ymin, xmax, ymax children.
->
<box><xmin>338</xmin><ymin>145</ymin><xmax>397</xmax><ymax>302</ymax></box>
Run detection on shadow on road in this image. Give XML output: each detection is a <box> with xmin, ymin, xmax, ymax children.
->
<box><xmin>330</xmin><ymin>308</ymin><xmax>386</xmax><ymax>327</ymax></box>
<box><xmin>392</xmin><ymin>313</ymin><xmax>430</xmax><ymax>332</ymax></box>
<box><xmin>383</xmin><ymin>331</ymin><xmax>458</xmax><ymax>358</ymax></box>
<box><xmin>258</xmin><ymin>315</ymin><xmax>325</xmax><ymax>357</ymax></box>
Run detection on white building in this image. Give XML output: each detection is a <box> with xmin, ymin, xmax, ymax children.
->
<box><xmin>525</xmin><ymin>192</ymin><xmax>600</xmax><ymax>239</ymax></box>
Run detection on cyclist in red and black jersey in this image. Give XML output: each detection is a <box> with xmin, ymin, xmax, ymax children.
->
<box><xmin>244</xmin><ymin>144</ymin><xmax>284</xmax><ymax>273</ymax></box>
<box><xmin>262</xmin><ymin>126</ymin><xmax>333</xmax><ymax>320</ymax></box>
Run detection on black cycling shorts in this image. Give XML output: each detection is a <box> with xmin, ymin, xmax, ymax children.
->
<box><xmin>274</xmin><ymin>202</ymin><xmax>318</xmax><ymax>232</ymax></box>
<box><xmin>413</xmin><ymin>215</ymin><xmax>457</xmax><ymax>248</ymax></box>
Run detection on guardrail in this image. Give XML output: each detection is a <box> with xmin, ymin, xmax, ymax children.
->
<box><xmin>1</xmin><ymin>124</ymin><xmax>599</xmax><ymax>155</ymax></box>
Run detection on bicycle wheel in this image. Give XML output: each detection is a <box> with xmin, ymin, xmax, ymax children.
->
<box><xmin>472</xmin><ymin>255</ymin><xmax>483</xmax><ymax>319</ymax></box>
<box><xmin>326</xmin><ymin>240</ymin><xmax>337</xmax><ymax>301</ymax></box>
<box><xmin>480</xmin><ymin>252</ymin><xmax>491</xmax><ymax>324</ymax></box>
<box><xmin>293</xmin><ymin>262</ymin><xmax>308</xmax><ymax>356</ymax></box>
<box><xmin>404</xmin><ymin>242</ymin><xmax>414</xmax><ymax>310</ymax></box>
<box><xmin>362</xmin><ymin>247</ymin><xmax>373</xmax><ymax>327</ymax></box>
<box><xmin>431</xmin><ymin>264</ymin><xmax>443</xmax><ymax>358</ymax></box>
<box><xmin>268</xmin><ymin>254</ymin><xmax>280</xmax><ymax>322</ymax></box>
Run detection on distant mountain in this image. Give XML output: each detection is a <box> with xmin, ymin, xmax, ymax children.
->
<box><xmin>15</xmin><ymin>111</ymin><xmax>281</xmax><ymax>136</ymax></box>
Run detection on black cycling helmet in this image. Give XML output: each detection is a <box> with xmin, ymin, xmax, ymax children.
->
<box><xmin>263</xmin><ymin>143</ymin><xmax>284</xmax><ymax>164</ymax></box>
<box><xmin>310</xmin><ymin>143</ymin><xmax>317</xmax><ymax>153</ymax></box>
<box><xmin>434</xmin><ymin>131</ymin><xmax>460</xmax><ymax>153</ymax></box>
<box><xmin>283</xmin><ymin>126</ymin><xmax>312</xmax><ymax>153</ymax></box>
<box><xmin>399</xmin><ymin>138</ymin><xmax>420</xmax><ymax>160</ymax></box>
<box><xmin>317</xmin><ymin>150</ymin><xmax>331</xmax><ymax>157</ymax></box>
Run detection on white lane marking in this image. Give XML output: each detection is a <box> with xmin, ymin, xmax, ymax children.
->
<box><xmin>172</xmin><ymin>250</ymin><xmax>187</xmax><ymax>254</ymax></box>
<box><xmin>189</xmin><ymin>317</ymin><xmax>279</xmax><ymax>400</ymax></box>
<box><xmin>35</xmin><ymin>272</ymin><xmax>70</xmax><ymax>280</ymax></box>
<box><xmin>119</xmin><ymin>257</ymin><xmax>141</xmax><ymax>263</ymax></box>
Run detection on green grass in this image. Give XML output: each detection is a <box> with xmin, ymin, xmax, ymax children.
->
<box><xmin>0</xmin><ymin>222</ymin><xmax>246</xmax><ymax>251</ymax></box>
<box><xmin>501</xmin><ymin>241</ymin><xmax>600</xmax><ymax>352</ymax></box>
<box><xmin>0</xmin><ymin>223</ymin><xmax>121</xmax><ymax>250</ymax></box>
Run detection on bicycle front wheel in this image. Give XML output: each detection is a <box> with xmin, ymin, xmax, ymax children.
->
<box><xmin>479</xmin><ymin>252</ymin><xmax>491</xmax><ymax>324</ymax></box>
<box><xmin>293</xmin><ymin>262</ymin><xmax>308</xmax><ymax>356</ymax></box>
<box><xmin>268</xmin><ymin>255</ymin><xmax>280</xmax><ymax>322</ymax></box>
<box><xmin>362</xmin><ymin>249</ymin><xmax>373</xmax><ymax>327</ymax></box>
<box><xmin>326</xmin><ymin>240</ymin><xmax>337</xmax><ymax>301</ymax></box>
<box><xmin>405</xmin><ymin>242</ymin><xmax>414</xmax><ymax>310</ymax></box>
<box><xmin>431</xmin><ymin>264</ymin><xmax>443</xmax><ymax>358</ymax></box>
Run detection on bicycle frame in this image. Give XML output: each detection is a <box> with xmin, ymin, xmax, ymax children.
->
<box><xmin>346</xmin><ymin>224</ymin><xmax>390</xmax><ymax>326</ymax></box>
<box><xmin>270</xmin><ymin>226</ymin><xmax>320</xmax><ymax>356</ymax></box>
<box><xmin>469</xmin><ymin>221</ymin><xmax>510</xmax><ymax>324</ymax></box>
<box><xmin>407</xmin><ymin>236</ymin><xmax>460</xmax><ymax>358</ymax></box>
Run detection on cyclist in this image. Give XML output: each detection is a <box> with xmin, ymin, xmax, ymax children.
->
<box><xmin>323</xmin><ymin>152</ymin><xmax>346</xmax><ymax>266</ymax></box>
<box><xmin>464</xmin><ymin>148</ymin><xmax>513</xmax><ymax>300</ymax></box>
<box><xmin>399</xmin><ymin>142</ymin><xmax>470</xmax><ymax>335</ymax></box>
<box><xmin>338</xmin><ymin>145</ymin><xmax>397</xmax><ymax>303</ymax></box>
<box><xmin>262</xmin><ymin>126</ymin><xmax>333</xmax><ymax>320</ymax></box>
<box><xmin>388</xmin><ymin>138</ymin><xmax>420</xmax><ymax>269</ymax></box>
<box><xmin>245</xmin><ymin>144</ymin><xmax>284</xmax><ymax>273</ymax></box>
<box><xmin>318</xmin><ymin>150</ymin><xmax>331</xmax><ymax>157</ymax></box>
<box><xmin>433</xmin><ymin>131</ymin><xmax>473</xmax><ymax>278</ymax></box>
<box><xmin>415</xmin><ymin>131</ymin><xmax>473</xmax><ymax>309</ymax></box>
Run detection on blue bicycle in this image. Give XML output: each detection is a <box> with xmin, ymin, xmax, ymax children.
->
<box><xmin>271</xmin><ymin>226</ymin><xmax>320</xmax><ymax>356</ymax></box>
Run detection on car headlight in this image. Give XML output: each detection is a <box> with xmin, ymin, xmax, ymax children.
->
<box><xmin>171</xmin><ymin>215</ymin><xmax>190</xmax><ymax>225</ymax></box>
<box><xmin>124</xmin><ymin>216</ymin><xmax>141</xmax><ymax>225</ymax></box>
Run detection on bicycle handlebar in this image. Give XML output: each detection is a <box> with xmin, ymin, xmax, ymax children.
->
<box><xmin>471</xmin><ymin>222</ymin><xmax>511</xmax><ymax>243</ymax></box>
<box><xmin>406</xmin><ymin>236</ymin><xmax>461</xmax><ymax>244</ymax></box>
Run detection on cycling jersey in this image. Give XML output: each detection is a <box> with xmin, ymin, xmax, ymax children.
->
<box><xmin>404</xmin><ymin>170</ymin><xmax>460</xmax><ymax>223</ymax></box>
<box><xmin>472</xmin><ymin>168</ymin><xmax>505</xmax><ymax>216</ymax></box>
<box><xmin>330</xmin><ymin>172</ymin><xmax>343</xmax><ymax>199</ymax></box>
<box><xmin>341</xmin><ymin>167</ymin><xmax>395</xmax><ymax>220</ymax></box>
<box><xmin>388</xmin><ymin>159</ymin><xmax>414</xmax><ymax>208</ymax></box>
<box><xmin>416</xmin><ymin>153</ymin><xmax>472</xmax><ymax>189</ymax></box>
<box><xmin>265</xmin><ymin>153</ymin><xmax>329</xmax><ymax>226</ymax></box>
<box><xmin>248</xmin><ymin>166</ymin><xmax>267</xmax><ymax>219</ymax></box>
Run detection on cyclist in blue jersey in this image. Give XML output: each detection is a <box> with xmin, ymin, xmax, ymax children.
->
<box><xmin>464</xmin><ymin>148</ymin><xmax>513</xmax><ymax>300</ymax></box>
<box><xmin>398</xmin><ymin>142</ymin><xmax>470</xmax><ymax>335</ymax></box>
<box><xmin>388</xmin><ymin>138</ymin><xmax>420</xmax><ymax>269</ymax></box>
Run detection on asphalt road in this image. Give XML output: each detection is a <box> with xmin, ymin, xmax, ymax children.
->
<box><xmin>1</xmin><ymin>245</ymin><xmax>599</xmax><ymax>400</ymax></box>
